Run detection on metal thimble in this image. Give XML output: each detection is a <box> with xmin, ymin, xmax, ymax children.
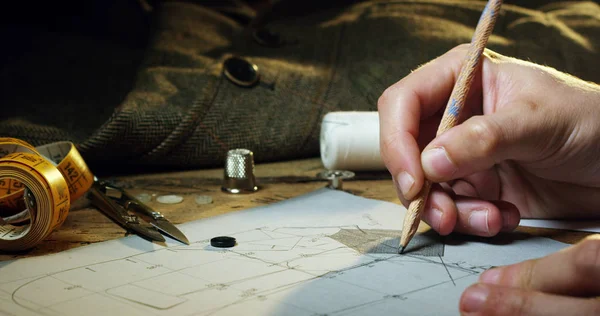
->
<box><xmin>222</xmin><ymin>148</ymin><xmax>259</xmax><ymax>194</ymax></box>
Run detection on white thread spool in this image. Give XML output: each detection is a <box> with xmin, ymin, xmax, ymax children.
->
<box><xmin>319</xmin><ymin>111</ymin><xmax>385</xmax><ymax>171</ymax></box>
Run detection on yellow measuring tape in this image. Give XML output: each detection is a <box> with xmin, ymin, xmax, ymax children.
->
<box><xmin>0</xmin><ymin>138</ymin><xmax>94</xmax><ymax>252</ymax></box>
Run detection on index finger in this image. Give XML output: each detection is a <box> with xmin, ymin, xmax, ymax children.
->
<box><xmin>377</xmin><ymin>44</ymin><xmax>472</xmax><ymax>200</ymax></box>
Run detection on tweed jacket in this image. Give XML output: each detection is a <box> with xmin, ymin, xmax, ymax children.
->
<box><xmin>1</xmin><ymin>0</ymin><xmax>599</xmax><ymax>173</ymax></box>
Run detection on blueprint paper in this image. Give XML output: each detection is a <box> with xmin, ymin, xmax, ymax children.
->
<box><xmin>519</xmin><ymin>219</ymin><xmax>600</xmax><ymax>233</ymax></box>
<box><xmin>0</xmin><ymin>188</ymin><xmax>569</xmax><ymax>316</ymax></box>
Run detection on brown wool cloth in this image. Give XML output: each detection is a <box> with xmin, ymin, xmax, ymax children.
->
<box><xmin>1</xmin><ymin>0</ymin><xmax>599</xmax><ymax>173</ymax></box>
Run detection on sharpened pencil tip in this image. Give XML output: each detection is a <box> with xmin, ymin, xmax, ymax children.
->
<box><xmin>400</xmin><ymin>246</ymin><xmax>406</xmax><ymax>254</ymax></box>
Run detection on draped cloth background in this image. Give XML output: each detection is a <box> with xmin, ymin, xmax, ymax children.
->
<box><xmin>1</xmin><ymin>0</ymin><xmax>599</xmax><ymax>173</ymax></box>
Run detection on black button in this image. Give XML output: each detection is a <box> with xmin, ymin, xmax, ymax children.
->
<box><xmin>223</xmin><ymin>57</ymin><xmax>260</xmax><ymax>88</ymax></box>
<box><xmin>210</xmin><ymin>236</ymin><xmax>236</xmax><ymax>248</ymax></box>
<box><xmin>253</xmin><ymin>28</ymin><xmax>284</xmax><ymax>47</ymax></box>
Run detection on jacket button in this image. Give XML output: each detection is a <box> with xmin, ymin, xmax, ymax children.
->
<box><xmin>252</xmin><ymin>28</ymin><xmax>284</xmax><ymax>47</ymax></box>
<box><xmin>223</xmin><ymin>57</ymin><xmax>260</xmax><ymax>87</ymax></box>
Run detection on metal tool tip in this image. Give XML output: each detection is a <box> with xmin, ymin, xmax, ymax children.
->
<box><xmin>400</xmin><ymin>246</ymin><xmax>406</xmax><ymax>254</ymax></box>
<box><xmin>176</xmin><ymin>235</ymin><xmax>191</xmax><ymax>245</ymax></box>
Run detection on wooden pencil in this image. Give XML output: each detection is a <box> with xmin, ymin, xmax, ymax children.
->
<box><xmin>400</xmin><ymin>0</ymin><xmax>504</xmax><ymax>253</ymax></box>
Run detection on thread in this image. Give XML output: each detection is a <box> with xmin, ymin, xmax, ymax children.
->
<box><xmin>319</xmin><ymin>111</ymin><xmax>385</xmax><ymax>171</ymax></box>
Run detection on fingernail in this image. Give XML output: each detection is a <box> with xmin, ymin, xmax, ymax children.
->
<box><xmin>502</xmin><ymin>211</ymin><xmax>513</xmax><ymax>230</ymax></box>
<box><xmin>480</xmin><ymin>268</ymin><xmax>501</xmax><ymax>284</ymax></box>
<box><xmin>396</xmin><ymin>171</ymin><xmax>415</xmax><ymax>197</ymax></box>
<box><xmin>468</xmin><ymin>210</ymin><xmax>490</xmax><ymax>235</ymax></box>
<box><xmin>422</xmin><ymin>147</ymin><xmax>457</xmax><ymax>178</ymax></box>
<box><xmin>461</xmin><ymin>284</ymin><xmax>488</xmax><ymax>313</ymax></box>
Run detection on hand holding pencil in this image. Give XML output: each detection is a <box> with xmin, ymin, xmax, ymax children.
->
<box><xmin>398</xmin><ymin>0</ymin><xmax>504</xmax><ymax>252</ymax></box>
<box><xmin>379</xmin><ymin>0</ymin><xmax>600</xmax><ymax>249</ymax></box>
<box><xmin>377</xmin><ymin>0</ymin><xmax>600</xmax><ymax>312</ymax></box>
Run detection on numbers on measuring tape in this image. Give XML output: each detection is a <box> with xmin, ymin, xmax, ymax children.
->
<box><xmin>57</xmin><ymin>183</ymin><xmax>69</xmax><ymax>202</ymax></box>
<box><xmin>0</xmin><ymin>179</ymin><xmax>25</xmax><ymax>194</ymax></box>
<box><xmin>56</xmin><ymin>204</ymin><xmax>69</xmax><ymax>227</ymax></box>
<box><xmin>0</xmin><ymin>138</ymin><xmax>94</xmax><ymax>251</ymax></box>
<box><xmin>12</xmin><ymin>181</ymin><xmax>24</xmax><ymax>190</ymax></box>
<box><xmin>19</xmin><ymin>155</ymin><xmax>38</xmax><ymax>163</ymax></box>
<box><xmin>62</xmin><ymin>161</ymin><xmax>80</xmax><ymax>181</ymax></box>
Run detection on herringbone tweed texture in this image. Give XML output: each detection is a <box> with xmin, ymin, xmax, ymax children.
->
<box><xmin>1</xmin><ymin>0</ymin><xmax>598</xmax><ymax>172</ymax></box>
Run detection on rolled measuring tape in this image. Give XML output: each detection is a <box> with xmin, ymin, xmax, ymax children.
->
<box><xmin>0</xmin><ymin>138</ymin><xmax>94</xmax><ymax>252</ymax></box>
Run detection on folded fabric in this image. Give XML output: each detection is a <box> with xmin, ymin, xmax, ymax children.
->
<box><xmin>1</xmin><ymin>0</ymin><xmax>598</xmax><ymax>172</ymax></box>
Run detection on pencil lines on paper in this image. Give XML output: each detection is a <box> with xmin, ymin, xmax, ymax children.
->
<box><xmin>0</xmin><ymin>188</ymin><xmax>574</xmax><ymax>316</ymax></box>
<box><xmin>1</xmin><ymin>226</ymin><xmax>482</xmax><ymax>316</ymax></box>
<box><xmin>329</xmin><ymin>228</ymin><xmax>444</xmax><ymax>256</ymax></box>
<box><xmin>439</xmin><ymin>255</ymin><xmax>456</xmax><ymax>286</ymax></box>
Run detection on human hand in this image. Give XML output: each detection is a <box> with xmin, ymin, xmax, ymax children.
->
<box><xmin>378</xmin><ymin>44</ymin><xmax>600</xmax><ymax>237</ymax></box>
<box><xmin>459</xmin><ymin>234</ymin><xmax>600</xmax><ymax>315</ymax></box>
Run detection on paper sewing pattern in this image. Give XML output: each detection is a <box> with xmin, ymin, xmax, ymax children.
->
<box><xmin>0</xmin><ymin>189</ymin><xmax>569</xmax><ymax>316</ymax></box>
<box><xmin>519</xmin><ymin>219</ymin><xmax>600</xmax><ymax>233</ymax></box>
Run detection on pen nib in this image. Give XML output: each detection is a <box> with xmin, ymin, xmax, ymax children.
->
<box><xmin>399</xmin><ymin>246</ymin><xmax>406</xmax><ymax>254</ymax></box>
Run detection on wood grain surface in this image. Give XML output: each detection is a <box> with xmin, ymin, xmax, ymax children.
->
<box><xmin>0</xmin><ymin>158</ymin><xmax>591</xmax><ymax>261</ymax></box>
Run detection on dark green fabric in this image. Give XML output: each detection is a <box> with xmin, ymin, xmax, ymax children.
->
<box><xmin>1</xmin><ymin>0</ymin><xmax>599</xmax><ymax>173</ymax></box>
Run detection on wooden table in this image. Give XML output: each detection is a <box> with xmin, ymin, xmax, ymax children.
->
<box><xmin>0</xmin><ymin>158</ymin><xmax>591</xmax><ymax>261</ymax></box>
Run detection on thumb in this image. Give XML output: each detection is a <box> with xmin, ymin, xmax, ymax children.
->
<box><xmin>420</xmin><ymin>104</ymin><xmax>569</xmax><ymax>182</ymax></box>
<box><xmin>477</xmin><ymin>234</ymin><xmax>600</xmax><ymax>296</ymax></box>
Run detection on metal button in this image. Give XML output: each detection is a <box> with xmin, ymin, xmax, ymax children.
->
<box><xmin>252</xmin><ymin>28</ymin><xmax>284</xmax><ymax>47</ymax></box>
<box><xmin>223</xmin><ymin>57</ymin><xmax>260</xmax><ymax>87</ymax></box>
<box><xmin>317</xmin><ymin>170</ymin><xmax>355</xmax><ymax>190</ymax></box>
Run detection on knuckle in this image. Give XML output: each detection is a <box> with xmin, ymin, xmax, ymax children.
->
<box><xmin>574</xmin><ymin>236</ymin><xmax>600</xmax><ymax>272</ymax></box>
<box><xmin>377</xmin><ymin>86</ymin><xmax>396</xmax><ymax>112</ymax></box>
<box><xmin>379</xmin><ymin>131</ymin><xmax>401</xmax><ymax>167</ymax></box>
<box><xmin>380</xmin><ymin>127</ymin><xmax>399</xmax><ymax>152</ymax></box>
<box><xmin>518</xmin><ymin>260</ymin><xmax>537</xmax><ymax>289</ymax></box>
<box><xmin>466</xmin><ymin>117</ymin><xmax>502</xmax><ymax>158</ymax></box>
